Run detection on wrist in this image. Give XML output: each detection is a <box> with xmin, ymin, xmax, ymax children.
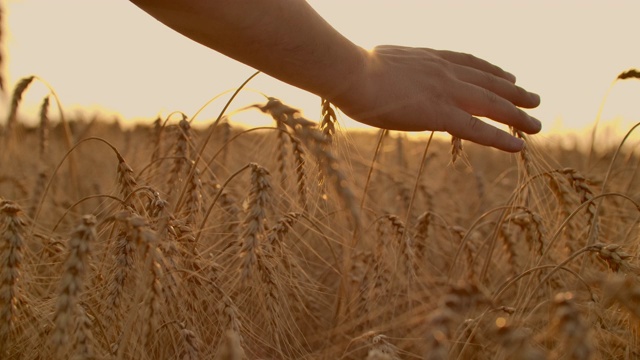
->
<box><xmin>322</xmin><ymin>46</ymin><xmax>369</xmax><ymax>107</ymax></box>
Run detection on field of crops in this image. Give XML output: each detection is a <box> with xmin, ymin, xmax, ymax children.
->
<box><xmin>0</xmin><ymin>69</ymin><xmax>639</xmax><ymax>359</ymax></box>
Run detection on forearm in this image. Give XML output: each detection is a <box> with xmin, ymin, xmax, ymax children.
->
<box><xmin>129</xmin><ymin>0</ymin><xmax>366</xmax><ymax>99</ymax></box>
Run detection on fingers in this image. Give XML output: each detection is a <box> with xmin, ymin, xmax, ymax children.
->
<box><xmin>452</xmin><ymin>82</ymin><xmax>542</xmax><ymax>135</ymax></box>
<box><xmin>443</xmin><ymin>109</ymin><xmax>525</xmax><ymax>153</ymax></box>
<box><xmin>436</xmin><ymin>50</ymin><xmax>516</xmax><ymax>83</ymax></box>
<box><xmin>453</xmin><ymin>65</ymin><xmax>540</xmax><ymax>109</ymax></box>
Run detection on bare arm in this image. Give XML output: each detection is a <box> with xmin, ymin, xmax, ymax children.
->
<box><xmin>129</xmin><ymin>0</ymin><xmax>542</xmax><ymax>152</ymax></box>
<box><xmin>129</xmin><ymin>0</ymin><xmax>364</xmax><ymax>101</ymax></box>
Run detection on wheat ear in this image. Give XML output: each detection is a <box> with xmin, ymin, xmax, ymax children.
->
<box><xmin>5</xmin><ymin>76</ymin><xmax>35</xmax><ymax>146</ymax></box>
<box><xmin>39</xmin><ymin>96</ymin><xmax>51</xmax><ymax>161</ymax></box>
<box><xmin>320</xmin><ymin>98</ymin><xmax>337</xmax><ymax>143</ymax></box>
<box><xmin>51</xmin><ymin>215</ymin><xmax>97</xmax><ymax>356</ymax></box>
<box><xmin>256</xmin><ymin>97</ymin><xmax>360</xmax><ymax>225</ymax></box>
<box><xmin>239</xmin><ymin>163</ymin><xmax>271</xmax><ymax>280</ymax></box>
<box><xmin>0</xmin><ymin>201</ymin><xmax>26</xmax><ymax>355</ymax></box>
<box><xmin>550</xmin><ymin>292</ymin><xmax>592</xmax><ymax>359</ymax></box>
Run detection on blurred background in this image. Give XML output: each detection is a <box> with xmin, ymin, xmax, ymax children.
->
<box><xmin>2</xmin><ymin>0</ymin><xmax>639</xmax><ymax>144</ymax></box>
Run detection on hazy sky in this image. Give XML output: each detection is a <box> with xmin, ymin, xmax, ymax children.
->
<box><xmin>4</xmin><ymin>0</ymin><xmax>639</xmax><ymax>137</ymax></box>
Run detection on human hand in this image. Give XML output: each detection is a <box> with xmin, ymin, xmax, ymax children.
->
<box><xmin>332</xmin><ymin>45</ymin><xmax>541</xmax><ymax>152</ymax></box>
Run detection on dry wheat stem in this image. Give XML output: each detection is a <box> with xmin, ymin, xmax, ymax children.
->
<box><xmin>517</xmin><ymin>243</ymin><xmax>622</xmax><ymax>321</ymax></box>
<box><xmin>204</xmin><ymin>126</ymin><xmax>281</xmax><ymax>168</ymax></box>
<box><xmin>492</xmin><ymin>264</ymin><xmax>595</xmax><ymax>304</ymax></box>
<box><xmin>289</xmin><ymin>135</ymin><xmax>308</xmax><ymax>208</ymax></box>
<box><xmin>195</xmin><ymin>163</ymin><xmax>251</xmax><ymax>244</ymax></box>
<box><xmin>255</xmin><ymin>97</ymin><xmax>360</xmax><ymax>225</ymax></box>
<box><xmin>220</xmin><ymin>120</ymin><xmax>232</xmax><ymax>168</ymax></box>
<box><xmin>176</xmin><ymin>71</ymin><xmax>260</xmax><ymax>212</ymax></box>
<box><xmin>49</xmin><ymin>194</ymin><xmax>126</xmax><ymax>234</ymax></box>
<box><xmin>29</xmin><ymin>136</ymin><xmax>125</xmax><ymax>234</ymax></box>
<box><xmin>585</xmin><ymin>121</ymin><xmax>640</xmax><ymax>253</ymax></box>
<box><xmin>276</xmin><ymin>121</ymin><xmax>290</xmax><ymax>188</ymax></box>
<box><xmin>400</xmin><ymin>131</ymin><xmax>434</xmax><ymax>246</ymax></box>
<box><xmin>449</xmin><ymin>205</ymin><xmax>527</xmax><ymax>282</ymax></box>
<box><xmin>359</xmin><ymin>129</ymin><xmax>387</xmax><ymax>213</ymax></box>
<box><xmin>602</xmin><ymin>274</ymin><xmax>640</xmax><ymax>319</ymax></box>
<box><xmin>537</xmin><ymin>192</ymin><xmax>640</xmax><ymax>264</ymax></box>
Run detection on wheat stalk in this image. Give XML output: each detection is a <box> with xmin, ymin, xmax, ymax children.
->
<box><xmin>71</xmin><ymin>303</ymin><xmax>95</xmax><ymax>360</ymax></box>
<box><xmin>51</xmin><ymin>215</ymin><xmax>97</xmax><ymax>357</ymax></box>
<box><xmin>217</xmin><ymin>296</ymin><xmax>246</xmax><ymax>360</ymax></box>
<box><xmin>512</xmin><ymin>129</ymin><xmax>535</xmax><ymax>177</ymax></box>
<box><xmin>255</xmin><ymin>97</ymin><xmax>360</xmax><ymax>225</ymax></box>
<box><xmin>384</xmin><ymin>214</ymin><xmax>417</xmax><ymax>283</ymax></box>
<box><xmin>276</xmin><ymin>121</ymin><xmax>290</xmax><ymax>189</ymax></box>
<box><xmin>116</xmin><ymin>155</ymin><xmax>138</xmax><ymax>203</ymax></box>
<box><xmin>320</xmin><ymin>98</ymin><xmax>337</xmax><ymax>143</ymax></box>
<box><xmin>39</xmin><ymin>95</ymin><xmax>51</xmax><ymax>161</ymax></box>
<box><xmin>183</xmin><ymin>166</ymin><xmax>203</xmax><ymax>227</ymax></box>
<box><xmin>0</xmin><ymin>201</ymin><xmax>26</xmax><ymax>355</ymax></box>
<box><xmin>103</xmin><ymin>228</ymin><xmax>135</xmax><ymax>329</ymax></box>
<box><xmin>289</xmin><ymin>135</ymin><xmax>308</xmax><ymax>208</ymax></box>
<box><xmin>239</xmin><ymin>163</ymin><xmax>271</xmax><ymax>280</ymax></box>
<box><xmin>561</xmin><ymin>168</ymin><xmax>598</xmax><ymax>247</ymax></box>
<box><xmin>5</xmin><ymin>76</ymin><xmax>35</xmax><ymax>146</ymax></box>
<box><xmin>550</xmin><ymin>292</ymin><xmax>593</xmax><ymax>359</ymax></box>
<box><xmin>178</xmin><ymin>322</ymin><xmax>201</xmax><ymax>360</ymax></box>
<box><xmin>167</xmin><ymin>117</ymin><xmax>192</xmax><ymax>198</ymax></box>
<box><xmin>602</xmin><ymin>274</ymin><xmax>640</xmax><ymax>319</ymax></box>
<box><xmin>450</xmin><ymin>136</ymin><xmax>463</xmax><ymax>164</ymax></box>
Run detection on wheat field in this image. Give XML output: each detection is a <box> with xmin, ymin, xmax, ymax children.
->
<box><xmin>0</xmin><ymin>67</ymin><xmax>639</xmax><ymax>360</ymax></box>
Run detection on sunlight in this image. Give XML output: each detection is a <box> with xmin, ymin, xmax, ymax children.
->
<box><xmin>2</xmin><ymin>0</ymin><xmax>638</xmax><ymax>136</ymax></box>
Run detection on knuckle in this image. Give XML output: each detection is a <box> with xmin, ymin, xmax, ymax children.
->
<box><xmin>484</xmin><ymin>89</ymin><xmax>499</xmax><ymax>105</ymax></box>
<box><xmin>460</xmin><ymin>52</ymin><xmax>476</xmax><ymax>63</ymax></box>
<box><xmin>482</xmin><ymin>71</ymin><xmax>497</xmax><ymax>87</ymax></box>
<box><xmin>467</xmin><ymin>115</ymin><xmax>481</xmax><ymax>131</ymax></box>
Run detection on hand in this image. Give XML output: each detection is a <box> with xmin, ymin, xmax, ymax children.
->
<box><xmin>332</xmin><ymin>45</ymin><xmax>542</xmax><ymax>152</ymax></box>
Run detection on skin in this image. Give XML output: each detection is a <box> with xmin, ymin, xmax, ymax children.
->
<box><xmin>129</xmin><ymin>0</ymin><xmax>541</xmax><ymax>152</ymax></box>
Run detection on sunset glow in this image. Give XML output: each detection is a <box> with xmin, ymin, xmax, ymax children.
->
<box><xmin>4</xmin><ymin>0</ymin><xmax>639</xmax><ymax>137</ymax></box>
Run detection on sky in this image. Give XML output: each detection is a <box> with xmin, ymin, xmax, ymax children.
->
<box><xmin>3</xmin><ymin>0</ymin><xmax>639</xmax><ymax>139</ymax></box>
